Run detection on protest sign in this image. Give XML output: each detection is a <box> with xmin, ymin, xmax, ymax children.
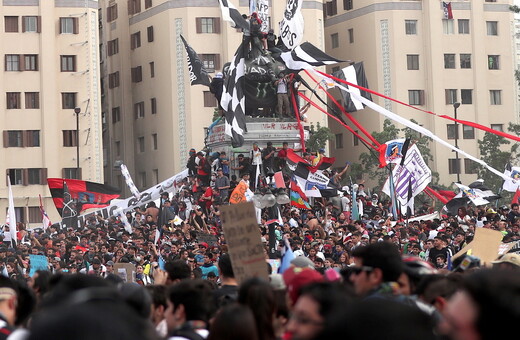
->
<box><xmin>29</xmin><ymin>255</ymin><xmax>48</xmax><ymax>277</ymax></box>
<box><xmin>453</xmin><ymin>227</ymin><xmax>504</xmax><ymax>267</ymax></box>
<box><xmin>221</xmin><ymin>202</ymin><xmax>268</xmax><ymax>284</ymax></box>
<box><xmin>114</xmin><ymin>263</ymin><xmax>136</xmax><ymax>283</ymax></box>
<box><xmin>196</xmin><ymin>232</ymin><xmax>218</xmax><ymax>247</ymax></box>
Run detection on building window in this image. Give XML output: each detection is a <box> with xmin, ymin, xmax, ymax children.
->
<box><xmin>448</xmin><ymin>159</ymin><xmax>461</xmax><ymax>175</ymax></box>
<box><xmin>61</xmin><ymin>93</ymin><xmax>77</xmax><ymax>109</ymax></box>
<box><xmin>108</xmin><ymin>71</ymin><xmax>120</xmax><ymax>88</ymax></box>
<box><xmin>27</xmin><ymin>131</ymin><xmax>40</xmax><ymax>147</ymax></box>
<box><xmin>461</xmin><ymin>89</ymin><xmax>472</xmax><ymax>104</ymax></box>
<box><xmin>463</xmin><ymin>125</ymin><xmax>475</xmax><ymax>139</ymax></box>
<box><xmin>5</xmin><ymin>54</ymin><xmax>20</xmax><ymax>71</ymax></box>
<box><xmin>405</xmin><ymin>20</ymin><xmax>417</xmax><ymax>35</ymax></box>
<box><xmin>325</xmin><ymin>0</ymin><xmax>338</xmax><ymax>16</ymax></box>
<box><xmin>149</xmin><ymin>62</ymin><xmax>155</xmax><ymax>78</ymax></box>
<box><xmin>63</xmin><ymin>168</ymin><xmax>81</xmax><ymax>179</ymax></box>
<box><xmin>444</xmin><ymin>54</ymin><xmax>455</xmax><ymax>69</ymax></box>
<box><xmin>62</xmin><ymin>130</ymin><xmax>78</xmax><ymax>147</ymax></box>
<box><xmin>24</xmin><ymin>54</ymin><xmax>38</xmax><ymax>71</ymax></box>
<box><xmin>25</xmin><ymin>92</ymin><xmax>39</xmax><ymax>109</ymax></box>
<box><xmin>28</xmin><ymin>206</ymin><xmax>41</xmax><ymax>223</ymax></box>
<box><xmin>151</xmin><ymin>98</ymin><xmax>157</xmax><ymax>114</ymax></box>
<box><xmin>147</xmin><ymin>26</ymin><xmax>154</xmax><ymax>42</ymax></box>
<box><xmin>488</xmin><ymin>55</ymin><xmax>499</xmax><ymax>70</ymax></box>
<box><xmin>107</xmin><ymin>39</ymin><xmax>119</xmax><ymax>56</ymax></box>
<box><xmin>130</xmin><ymin>32</ymin><xmax>141</xmax><ymax>49</ymax></box>
<box><xmin>442</xmin><ymin>19</ymin><xmax>454</xmax><ymax>34</ymax></box>
<box><xmin>408</xmin><ymin>90</ymin><xmax>424</xmax><ymax>106</ymax></box>
<box><xmin>128</xmin><ymin>0</ymin><xmax>141</xmax><ymax>15</ymax></box>
<box><xmin>137</xmin><ymin>137</ymin><xmax>145</xmax><ymax>153</ymax></box>
<box><xmin>107</xmin><ymin>4</ymin><xmax>118</xmax><ymax>22</ymax></box>
<box><xmin>5</xmin><ymin>131</ymin><xmax>23</xmax><ymax>147</ymax></box>
<box><xmin>112</xmin><ymin>107</ymin><xmax>120</xmax><ymax>123</ymax></box>
<box><xmin>152</xmin><ymin>133</ymin><xmax>158</xmax><ymax>150</ymax></box>
<box><xmin>203</xmin><ymin>91</ymin><xmax>217</xmax><ymax>107</ymax></box>
<box><xmin>348</xmin><ymin>28</ymin><xmax>354</xmax><ymax>43</ymax></box>
<box><xmin>145</xmin><ymin>0</ymin><xmax>153</xmax><ymax>9</ymax></box>
<box><xmin>486</xmin><ymin>21</ymin><xmax>498</xmax><ymax>35</ymax></box>
<box><xmin>460</xmin><ymin>54</ymin><xmax>471</xmax><ymax>69</ymax></box>
<box><xmin>139</xmin><ymin>172</ymin><xmax>146</xmax><ymax>188</ymax></box>
<box><xmin>344</xmin><ymin>0</ymin><xmax>353</xmax><ymax>10</ymax></box>
<box><xmin>490</xmin><ymin>90</ymin><xmax>501</xmax><ymax>105</ymax></box>
<box><xmin>134</xmin><ymin>102</ymin><xmax>145</xmax><ymax>119</ymax></box>
<box><xmin>153</xmin><ymin>169</ymin><xmax>159</xmax><ymax>185</ymax></box>
<box><xmin>464</xmin><ymin>159</ymin><xmax>478</xmax><ymax>174</ymax></box>
<box><xmin>196</xmin><ymin>18</ymin><xmax>220</xmax><ymax>34</ymax></box>
<box><xmin>491</xmin><ymin>124</ymin><xmax>503</xmax><ymax>132</ymax></box>
<box><xmin>331</xmin><ymin>33</ymin><xmax>339</xmax><ymax>48</ymax></box>
<box><xmin>6</xmin><ymin>92</ymin><xmax>21</xmax><ymax>109</ymax></box>
<box><xmin>407</xmin><ymin>55</ymin><xmax>419</xmax><ymax>70</ymax></box>
<box><xmin>60</xmin><ymin>55</ymin><xmax>76</xmax><ymax>72</ymax></box>
<box><xmin>353</xmin><ymin>130</ymin><xmax>359</xmax><ymax>146</ymax></box>
<box><xmin>115</xmin><ymin>141</ymin><xmax>121</xmax><ymax>157</ymax></box>
<box><xmin>4</xmin><ymin>16</ymin><xmax>19</xmax><ymax>33</ymax></box>
<box><xmin>59</xmin><ymin>17</ymin><xmax>78</xmax><ymax>34</ymax></box>
<box><xmin>27</xmin><ymin>168</ymin><xmax>45</xmax><ymax>185</ymax></box>
<box><xmin>458</xmin><ymin>19</ymin><xmax>469</xmax><ymax>34</ymax></box>
<box><xmin>131</xmin><ymin>66</ymin><xmax>143</xmax><ymax>83</ymax></box>
<box><xmin>445</xmin><ymin>89</ymin><xmax>457</xmax><ymax>104</ymax></box>
<box><xmin>335</xmin><ymin>133</ymin><xmax>343</xmax><ymax>149</ymax></box>
<box><xmin>447</xmin><ymin>124</ymin><xmax>458</xmax><ymax>140</ymax></box>
<box><xmin>23</xmin><ymin>16</ymin><xmax>40</xmax><ymax>33</ymax></box>
<box><xmin>202</xmin><ymin>54</ymin><xmax>220</xmax><ymax>73</ymax></box>
<box><xmin>8</xmin><ymin>169</ymin><xmax>23</xmax><ymax>185</ymax></box>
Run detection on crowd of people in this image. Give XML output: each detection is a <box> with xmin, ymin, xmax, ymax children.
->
<box><xmin>0</xmin><ymin>144</ymin><xmax>518</xmax><ymax>340</ymax></box>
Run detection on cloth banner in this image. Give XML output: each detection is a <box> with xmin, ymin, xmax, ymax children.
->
<box><xmin>279</xmin><ymin>0</ymin><xmax>304</xmax><ymax>50</ymax></box>
<box><xmin>180</xmin><ymin>35</ymin><xmax>211</xmax><ymax>87</ymax></box>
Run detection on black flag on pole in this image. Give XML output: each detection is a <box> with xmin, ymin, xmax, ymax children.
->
<box><xmin>180</xmin><ymin>35</ymin><xmax>211</xmax><ymax>87</ymax></box>
<box><xmin>221</xmin><ymin>42</ymin><xmax>247</xmax><ymax>148</ymax></box>
<box><xmin>333</xmin><ymin>62</ymin><xmax>373</xmax><ymax>112</ymax></box>
<box><xmin>218</xmin><ymin>0</ymin><xmax>250</xmax><ymax>31</ymax></box>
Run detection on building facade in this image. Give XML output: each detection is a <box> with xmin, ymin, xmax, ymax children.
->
<box><xmin>99</xmin><ymin>0</ymin><xmax>327</xmax><ymax>197</ymax></box>
<box><xmin>0</xmin><ymin>0</ymin><xmax>103</xmax><ymax>226</ymax></box>
<box><xmin>324</xmin><ymin>0</ymin><xmax>517</xmax><ymax>188</ymax></box>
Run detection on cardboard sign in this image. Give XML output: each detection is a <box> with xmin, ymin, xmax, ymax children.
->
<box><xmin>453</xmin><ymin>227</ymin><xmax>504</xmax><ymax>267</ymax></box>
<box><xmin>196</xmin><ymin>232</ymin><xmax>218</xmax><ymax>247</ymax></box>
<box><xmin>29</xmin><ymin>255</ymin><xmax>48</xmax><ymax>277</ymax></box>
<box><xmin>221</xmin><ymin>202</ymin><xmax>269</xmax><ymax>284</ymax></box>
<box><xmin>113</xmin><ymin>263</ymin><xmax>136</xmax><ymax>283</ymax></box>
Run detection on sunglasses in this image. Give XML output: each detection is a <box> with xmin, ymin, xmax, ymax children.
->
<box><xmin>349</xmin><ymin>265</ymin><xmax>374</xmax><ymax>275</ymax></box>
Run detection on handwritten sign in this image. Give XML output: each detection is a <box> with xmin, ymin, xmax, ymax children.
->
<box><xmin>453</xmin><ymin>227</ymin><xmax>504</xmax><ymax>267</ymax></box>
<box><xmin>114</xmin><ymin>263</ymin><xmax>136</xmax><ymax>283</ymax></box>
<box><xmin>29</xmin><ymin>255</ymin><xmax>48</xmax><ymax>277</ymax></box>
<box><xmin>221</xmin><ymin>202</ymin><xmax>269</xmax><ymax>284</ymax></box>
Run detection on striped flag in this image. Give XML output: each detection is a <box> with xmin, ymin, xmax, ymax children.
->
<box><xmin>218</xmin><ymin>0</ymin><xmax>249</xmax><ymax>31</ymax></box>
<box><xmin>290</xmin><ymin>190</ymin><xmax>311</xmax><ymax>210</ymax></box>
<box><xmin>221</xmin><ymin>42</ymin><xmax>247</xmax><ymax>147</ymax></box>
<box><xmin>333</xmin><ymin>62</ymin><xmax>373</xmax><ymax>112</ymax></box>
<box><xmin>39</xmin><ymin>195</ymin><xmax>52</xmax><ymax>231</ymax></box>
<box><xmin>6</xmin><ymin>175</ymin><xmax>17</xmax><ymax>246</ymax></box>
<box><xmin>442</xmin><ymin>2</ymin><xmax>453</xmax><ymax>20</ymax></box>
<box><xmin>293</xmin><ymin>163</ymin><xmax>339</xmax><ymax>198</ymax></box>
<box><xmin>281</xmin><ymin>42</ymin><xmax>344</xmax><ymax>71</ymax></box>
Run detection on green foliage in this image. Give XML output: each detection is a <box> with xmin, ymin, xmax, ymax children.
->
<box><xmin>306</xmin><ymin>122</ymin><xmax>334</xmax><ymax>152</ymax></box>
<box><xmin>477</xmin><ymin>123</ymin><xmax>520</xmax><ymax>196</ymax></box>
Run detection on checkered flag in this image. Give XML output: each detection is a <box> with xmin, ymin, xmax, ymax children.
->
<box><xmin>221</xmin><ymin>42</ymin><xmax>247</xmax><ymax>147</ymax></box>
<box><xmin>218</xmin><ymin>0</ymin><xmax>249</xmax><ymax>31</ymax></box>
<box><xmin>281</xmin><ymin>42</ymin><xmax>344</xmax><ymax>71</ymax></box>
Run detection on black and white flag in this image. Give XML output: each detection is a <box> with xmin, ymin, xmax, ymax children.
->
<box><xmin>180</xmin><ymin>35</ymin><xmax>211</xmax><ymax>87</ymax></box>
<box><xmin>279</xmin><ymin>0</ymin><xmax>304</xmax><ymax>50</ymax></box>
<box><xmin>61</xmin><ymin>181</ymin><xmax>78</xmax><ymax>230</ymax></box>
<box><xmin>333</xmin><ymin>62</ymin><xmax>373</xmax><ymax>112</ymax></box>
<box><xmin>444</xmin><ymin>180</ymin><xmax>501</xmax><ymax>215</ymax></box>
<box><xmin>218</xmin><ymin>0</ymin><xmax>249</xmax><ymax>31</ymax></box>
<box><xmin>281</xmin><ymin>42</ymin><xmax>343</xmax><ymax>71</ymax></box>
<box><xmin>221</xmin><ymin>42</ymin><xmax>247</xmax><ymax>148</ymax></box>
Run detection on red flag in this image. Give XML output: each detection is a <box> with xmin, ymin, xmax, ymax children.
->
<box><xmin>512</xmin><ymin>188</ymin><xmax>520</xmax><ymax>205</ymax></box>
<box><xmin>443</xmin><ymin>2</ymin><xmax>453</xmax><ymax>20</ymax></box>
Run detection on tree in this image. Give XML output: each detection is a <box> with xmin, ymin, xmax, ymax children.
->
<box><xmin>306</xmin><ymin>122</ymin><xmax>334</xmax><ymax>152</ymax></box>
<box><xmin>477</xmin><ymin>123</ymin><xmax>520</xmax><ymax>197</ymax></box>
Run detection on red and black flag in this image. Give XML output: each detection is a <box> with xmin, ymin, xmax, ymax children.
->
<box><xmin>47</xmin><ymin>178</ymin><xmax>120</xmax><ymax>216</ymax></box>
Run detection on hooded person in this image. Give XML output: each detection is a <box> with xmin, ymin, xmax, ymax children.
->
<box><xmin>209</xmin><ymin>73</ymin><xmax>224</xmax><ymax>114</ymax></box>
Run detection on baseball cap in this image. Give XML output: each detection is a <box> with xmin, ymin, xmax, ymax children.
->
<box><xmin>283</xmin><ymin>267</ymin><xmax>324</xmax><ymax>303</ymax></box>
<box><xmin>290</xmin><ymin>256</ymin><xmax>315</xmax><ymax>269</ymax></box>
<box><xmin>323</xmin><ymin>244</ymin><xmax>332</xmax><ymax>250</ymax></box>
<box><xmin>199</xmin><ymin>242</ymin><xmax>209</xmax><ymax>249</ymax></box>
<box><xmin>491</xmin><ymin>253</ymin><xmax>520</xmax><ymax>267</ymax></box>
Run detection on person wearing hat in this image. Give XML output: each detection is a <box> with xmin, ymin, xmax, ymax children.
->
<box><xmin>195</xmin><ymin>242</ymin><xmax>209</xmax><ymax>266</ymax></box>
<box><xmin>491</xmin><ymin>253</ymin><xmax>520</xmax><ymax>270</ymax></box>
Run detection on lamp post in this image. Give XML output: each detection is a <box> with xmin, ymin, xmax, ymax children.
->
<box><xmin>453</xmin><ymin>102</ymin><xmax>461</xmax><ymax>183</ymax></box>
<box><xmin>253</xmin><ymin>187</ymin><xmax>290</xmax><ymax>259</ymax></box>
<box><xmin>74</xmin><ymin>107</ymin><xmax>81</xmax><ymax>178</ymax></box>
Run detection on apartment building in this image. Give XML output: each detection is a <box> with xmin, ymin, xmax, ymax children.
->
<box><xmin>324</xmin><ymin>0</ymin><xmax>517</xmax><ymax>187</ymax></box>
<box><xmin>0</xmin><ymin>0</ymin><xmax>103</xmax><ymax>226</ymax></box>
<box><xmin>98</xmin><ymin>0</ymin><xmax>327</xmax><ymax>196</ymax></box>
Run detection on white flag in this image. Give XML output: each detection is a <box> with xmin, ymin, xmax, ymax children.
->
<box><xmin>6</xmin><ymin>175</ymin><xmax>17</xmax><ymax>245</ymax></box>
<box><xmin>279</xmin><ymin>0</ymin><xmax>304</xmax><ymax>50</ymax></box>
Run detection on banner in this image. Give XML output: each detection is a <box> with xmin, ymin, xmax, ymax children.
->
<box><xmin>6</xmin><ymin>175</ymin><xmax>17</xmax><ymax>245</ymax></box>
<box><xmin>51</xmin><ymin>169</ymin><xmax>189</xmax><ymax>229</ymax></box>
<box><xmin>180</xmin><ymin>35</ymin><xmax>211</xmax><ymax>87</ymax></box>
<box><xmin>279</xmin><ymin>0</ymin><xmax>304</xmax><ymax>50</ymax></box>
<box><xmin>256</xmin><ymin>0</ymin><xmax>269</xmax><ymax>33</ymax></box>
